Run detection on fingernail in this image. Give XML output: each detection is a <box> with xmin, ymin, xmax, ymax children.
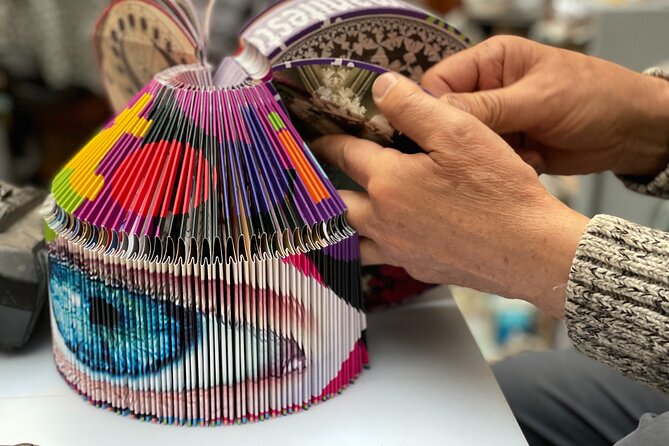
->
<box><xmin>446</xmin><ymin>95</ymin><xmax>469</xmax><ymax>113</ymax></box>
<box><xmin>373</xmin><ymin>72</ymin><xmax>399</xmax><ymax>101</ymax></box>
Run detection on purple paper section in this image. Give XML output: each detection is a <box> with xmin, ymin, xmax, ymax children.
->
<box><xmin>247</xmin><ymin>85</ymin><xmax>319</xmax><ymax>225</ymax></box>
<box><xmin>323</xmin><ymin>233</ymin><xmax>360</xmax><ymax>261</ymax></box>
<box><xmin>257</xmin><ymin>83</ymin><xmax>346</xmax><ymax>225</ymax></box>
<box><xmin>268</xmin><ymin>91</ymin><xmax>345</xmax><ymax>223</ymax></box>
<box><xmin>175</xmin><ymin>88</ymin><xmax>221</xmax><ymax>139</ymax></box>
<box><xmin>237</xmin><ymin>92</ymin><xmax>286</xmax><ymax>214</ymax></box>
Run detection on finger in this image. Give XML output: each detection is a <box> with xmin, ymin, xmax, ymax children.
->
<box><xmin>338</xmin><ymin>189</ymin><xmax>373</xmax><ymax>237</ymax></box>
<box><xmin>359</xmin><ymin>237</ymin><xmax>390</xmax><ymax>266</ymax></box>
<box><xmin>310</xmin><ymin>134</ymin><xmax>384</xmax><ymax>189</ymax></box>
<box><xmin>516</xmin><ymin>149</ymin><xmax>546</xmax><ymax>174</ymax></box>
<box><xmin>440</xmin><ymin>82</ymin><xmax>542</xmax><ymax>135</ymax></box>
<box><xmin>536</xmin><ymin>148</ymin><xmax>614</xmax><ymax>176</ymax></box>
<box><xmin>422</xmin><ymin>35</ymin><xmax>535</xmax><ymax>96</ymax></box>
<box><xmin>422</xmin><ymin>45</ymin><xmax>491</xmax><ymax>95</ymax></box>
<box><xmin>372</xmin><ymin>72</ymin><xmax>477</xmax><ymax>153</ymax></box>
<box><xmin>501</xmin><ymin>134</ymin><xmax>547</xmax><ymax>174</ymax></box>
<box><xmin>502</xmin><ymin>133</ymin><xmax>524</xmax><ymax>148</ymax></box>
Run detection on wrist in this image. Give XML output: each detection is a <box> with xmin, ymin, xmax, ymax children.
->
<box><xmin>646</xmin><ymin>71</ymin><xmax>669</xmax><ymax>159</ymax></box>
<box><xmin>614</xmin><ymin>73</ymin><xmax>669</xmax><ymax>177</ymax></box>
<box><xmin>507</xmin><ymin>198</ymin><xmax>589</xmax><ymax>318</ymax></box>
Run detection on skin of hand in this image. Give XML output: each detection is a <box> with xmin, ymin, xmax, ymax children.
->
<box><xmin>421</xmin><ymin>36</ymin><xmax>669</xmax><ymax>177</ymax></box>
<box><xmin>310</xmin><ymin>73</ymin><xmax>590</xmax><ymax>319</ymax></box>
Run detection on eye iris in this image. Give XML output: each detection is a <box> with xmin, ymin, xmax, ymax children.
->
<box><xmin>50</xmin><ymin>259</ymin><xmax>193</xmax><ymax>376</ymax></box>
<box><xmin>90</xmin><ymin>295</ymin><xmax>118</xmax><ymax>328</ymax></box>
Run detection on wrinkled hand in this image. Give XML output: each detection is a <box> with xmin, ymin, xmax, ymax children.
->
<box><xmin>422</xmin><ymin>36</ymin><xmax>669</xmax><ymax>177</ymax></box>
<box><xmin>311</xmin><ymin>73</ymin><xmax>589</xmax><ymax>318</ymax></box>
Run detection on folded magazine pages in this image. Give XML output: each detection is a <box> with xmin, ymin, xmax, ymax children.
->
<box><xmin>43</xmin><ymin>0</ymin><xmax>468</xmax><ymax>426</ymax></box>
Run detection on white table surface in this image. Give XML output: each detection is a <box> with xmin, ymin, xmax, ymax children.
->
<box><xmin>0</xmin><ymin>288</ymin><xmax>527</xmax><ymax>446</ymax></box>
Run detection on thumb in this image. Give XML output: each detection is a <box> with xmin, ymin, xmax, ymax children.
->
<box><xmin>373</xmin><ymin>72</ymin><xmax>477</xmax><ymax>152</ymax></box>
<box><xmin>441</xmin><ymin>85</ymin><xmax>539</xmax><ymax>134</ymax></box>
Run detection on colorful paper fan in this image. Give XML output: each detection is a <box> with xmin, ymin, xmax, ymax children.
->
<box><xmin>43</xmin><ymin>60</ymin><xmax>368</xmax><ymax>425</ymax></box>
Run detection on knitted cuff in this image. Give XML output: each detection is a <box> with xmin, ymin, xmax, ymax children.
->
<box><xmin>619</xmin><ymin>170</ymin><xmax>669</xmax><ymax>199</ymax></box>
<box><xmin>566</xmin><ymin>214</ymin><xmax>669</xmax><ymax>392</ymax></box>
<box><xmin>618</xmin><ymin>67</ymin><xmax>669</xmax><ymax>198</ymax></box>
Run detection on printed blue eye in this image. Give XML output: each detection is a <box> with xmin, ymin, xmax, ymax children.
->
<box><xmin>48</xmin><ymin>257</ymin><xmax>306</xmax><ymax>382</ymax></box>
<box><xmin>49</xmin><ymin>259</ymin><xmax>195</xmax><ymax>376</ymax></box>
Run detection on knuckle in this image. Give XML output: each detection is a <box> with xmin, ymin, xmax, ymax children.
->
<box><xmin>430</xmin><ymin>115</ymin><xmax>469</xmax><ymax>147</ymax></box>
<box><xmin>475</xmin><ymin>92</ymin><xmax>504</xmax><ymax>129</ymax></box>
<box><xmin>479</xmin><ymin>35</ymin><xmax>506</xmax><ymax>55</ymax></box>
<box><xmin>366</xmin><ymin>149</ymin><xmax>403</xmax><ymax>202</ymax></box>
<box><xmin>338</xmin><ymin>139</ymin><xmax>356</xmax><ymax>173</ymax></box>
<box><xmin>419</xmin><ymin>113</ymin><xmax>453</xmax><ymax>144</ymax></box>
<box><xmin>422</xmin><ymin>65</ymin><xmax>439</xmax><ymax>84</ymax></box>
<box><xmin>447</xmin><ymin>112</ymin><xmax>472</xmax><ymax>131</ymax></box>
<box><xmin>396</xmin><ymin>88</ymin><xmax>424</xmax><ymax>113</ymax></box>
<box><xmin>427</xmin><ymin>131</ymin><xmax>452</xmax><ymax>151</ymax></box>
<box><xmin>377</xmin><ymin>146</ymin><xmax>400</xmax><ymax>165</ymax></box>
<box><xmin>484</xmin><ymin>34</ymin><xmax>521</xmax><ymax>49</ymax></box>
<box><xmin>366</xmin><ymin>175</ymin><xmax>394</xmax><ymax>202</ymax></box>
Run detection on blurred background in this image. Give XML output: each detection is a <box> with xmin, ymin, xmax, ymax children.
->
<box><xmin>0</xmin><ymin>0</ymin><xmax>668</xmax><ymax>362</ymax></box>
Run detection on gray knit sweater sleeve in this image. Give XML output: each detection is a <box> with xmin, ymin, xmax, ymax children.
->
<box><xmin>566</xmin><ymin>68</ymin><xmax>669</xmax><ymax>390</ymax></box>
<box><xmin>619</xmin><ymin>169</ymin><xmax>669</xmax><ymax>198</ymax></box>
<box><xmin>566</xmin><ymin>214</ymin><xmax>669</xmax><ymax>392</ymax></box>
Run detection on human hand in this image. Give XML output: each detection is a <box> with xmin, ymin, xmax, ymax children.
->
<box><xmin>422</xmin><ymin>36</ymin><xmax>669</xmax><ymax>177</ymax></box>
<box><xmin>311</xmin><ymin>73</ymin><xmax>590</xmax><ymax>318</ymax></box>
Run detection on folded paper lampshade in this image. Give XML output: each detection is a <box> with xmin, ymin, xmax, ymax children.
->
<box><xmin>43</xmin><ymin>62</ymin><xmax>368</xmax><ymax>425</ymax></box>
<box><xmin>43</xmin><ymin>0</ymin><xmax>471</xmax><ymax>426</ymax></box>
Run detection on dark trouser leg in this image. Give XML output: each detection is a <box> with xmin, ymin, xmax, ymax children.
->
<box><xmin>492</xmin><ymin>349</ymin><xmax>669</xmax><ymax>446</ymax></box>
